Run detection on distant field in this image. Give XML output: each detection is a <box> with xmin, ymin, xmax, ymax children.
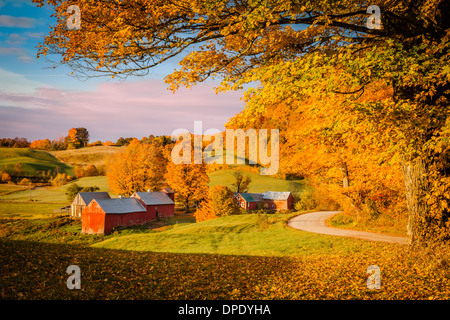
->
<box><xmin>0</xmin><ymin>148</ymin><xmax>73</xmax><ymax>176</ymax></box>
<box><xmin>0</xmin><ymin>176</ymin><xmax>110</xmax><ymax>218</ymax></box>
<box><xmin>208</xmin><ymin>169</ymin><xmax>305</xmax><ymax>194</ymax></box>
<box><xmin>0</xmin><ymin>202</ymin><xmax>64</xmax><ymax>219</ymax></box>
<box><xmin>0</xmin><ymin>184</ymin><xmax>28</xmax><ymax>196</ymax></box>
<box><xmin>51</xmin><ymin>145</ymin><xmax>126</xmax><ymax>167</ymax></box>
<box><xmin>0</xmin><ymin>176</ymin><xmax>110</xmax><ymax>203</ymax></box>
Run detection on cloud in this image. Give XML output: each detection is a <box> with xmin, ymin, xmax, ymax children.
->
<box><xmin>0</xmin><ymin>46</ymin><xmax>34</xmax><ymax>63</ymax></box>
<box><xmin>0</xmin><ymin>0</ymin><xmax>34</xmax><ymax>9</ymax></box>
<box><xmin>24</xmin><ymin>32</ymin><xmax>44</xmax><ymax>39</ymax></box>
<box><xmin>0</xmin><ymin>15</ymin><xmax>36</xmax><ymax>28</ymax></box>
<box><xmin>6</xmin><ymin>33</ymin><xmax>27</xmax><ymax>45</ymax></box>
<box><xmin>0</xmin><ymin>68</ymin><xmax>48</xmax><ymax>95</ymax></box>
<box><xmin>0</xmin><ymin>78</ymin><xmax>245</xmax><ymax>141</ymax></box>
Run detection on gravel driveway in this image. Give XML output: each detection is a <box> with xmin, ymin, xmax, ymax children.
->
<box><xmin>287</xmin><ymin>211</ymin><xmax>410</xmax><ymax>244</ymax></box>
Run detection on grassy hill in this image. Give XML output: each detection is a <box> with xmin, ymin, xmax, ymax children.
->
<box><xmin>50</xmin><ymin>145</ymin><xmax>125</xmax><ymax>167</ymax></box>
<box><xmin>208</xmin><ymin>169</ymin><xmax>305</xmax><ymax>194</ymax></box>
<box><xmin>0</xmin><ymin>147</ymin><xmax>73</xmax><ymax>176</ymax></box>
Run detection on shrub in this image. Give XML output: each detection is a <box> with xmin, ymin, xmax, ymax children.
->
<box><xmin>51</xmin><ymin>173</ymin><xmax>68</xmax><ymax>187</ymax></box>
<box><xmin>294</xmin><ymin>185</ymin><xmax>341</xmax><ymax>212</ymax></box>
<box><xmin>1</xmin><ymin>172</ymin><xmax>11</xmax><ymax>183</ymax></box>
<box><xmin>19</xmin><ymin>178</ymin><xmax>32</xmax><ymax>186</ymax></box>
<box><xmin>295</xmin><ymin>188</ymin><xmax>317</xmax><ymax>211</ymax></box>
<box><xmin>66</xmin><ymin>183</ymin><xmax>83</xmax><ymax>201</ymax></box>
<box><xmin>74</xmin><ymin>164</ymin><xmax>99</xmax><ymax>178</ymax></box>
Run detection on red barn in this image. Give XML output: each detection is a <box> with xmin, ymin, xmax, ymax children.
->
<box><xmin>82</xmin><ymin>197</ymin><xmax>149</xmax><ymax>234</ymax></box>
<box><xmin>260</xmin><ymin>191</ymin><xmax>294</xmax><ymax>210</ymax></box>
<box><xmin>235</xmin><ymin>193</ymin><xmax>263</xmax><ymax>210</ymax></box>
<box><xmin>235</xmin><ymin>191</ymin><xmax>294</xmax><ymax>211</ymax></box>
<box><xmin>131</xmin><ymin>191</ymin><xmax>175</xmax><ymax>218</ymax></box>
<box><xmin>160</xmin><ymin>188</ymin><xmax>175</xmax><ymax>202</ymax></box>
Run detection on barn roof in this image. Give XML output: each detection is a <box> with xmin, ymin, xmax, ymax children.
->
<box><xmin>95</xmin><ymin>198</ymin><xmax>146</xmax><ymax>214</ymax></box>
<box><xmin>261</xmin><ymin>191</ymin><xmax>292</xmax><ymax>200</ymax></box>
<box><xmin>238</xmin><ymin>193</ymin><xmax>263</xmax><ymax>202</ymax></box>
<box><xmin>133</xmin><ymin>192</ymin><xmax>175</xmax><ymax>205</ymax></box>
<box><xmin>76</xmin><ymin>192</ymin><xmax>111</xmax><ymax>205</ymax></box>
<box><xmin>161</xmin><ymin>188</ymin><xmax>174</xmax><ymax>193</ymax></box>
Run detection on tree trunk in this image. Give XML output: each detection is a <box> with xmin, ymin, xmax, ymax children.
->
<box><xmin>401</xmin><ymin>156</ymin><xmax>430</xmax><ymax>245</ymax></box>
<box><xmin>185</xmin><ymin>196</ymin><xmax>190</xmax><ymax>213</ymax></box>
<box><xmin>341</xmin><ymin>160</ymin><xmax>350</xmax><ymax>188</ymax></box>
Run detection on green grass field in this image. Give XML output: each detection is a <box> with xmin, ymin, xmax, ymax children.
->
<box><xmin>208</xmin><ymin>169</ymin><xmax>305</xmax><ymax>194</ymax></box>
<box><xmin>92</xmin><ymin>213</ymin><xmax>381</xmax><ymax>257</ymax></box>
<box><xmin>0</xmin><ymin>176</ymin><xmax>110</xmax><ymax>218</ymax></box>
<box><xmin>0</xmin><ymin>147</ymin><xmax>73</xmax><ymax>176</ymax></box>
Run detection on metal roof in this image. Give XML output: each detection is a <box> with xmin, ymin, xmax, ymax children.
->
<box><xmin>238</xmin><ymin>193</ymin><xmax>263</xmax><ymax>202</ymax></box>
<box><xmin>238</xmin><ymin>191</ymin><xmax>292</xmax><ymax>202</ymax></box>
<box><xmin>77</xmin><ymin>192</ymin><xmax>111</xmax><ymax>205</ymax></box>
<box><xmin>261</xmin><ymin>191</ymin><xmax>292</xmax><ymax>200</ymax></box>
<box><xmin>95</xmin><ymin>198</ymin><xmax>146</xmax><ymax>214</ymax></box>
<box><xmin>133</xmin><ymin>192</ymin><xmax>174</xmax><ymax>205</ymax></box>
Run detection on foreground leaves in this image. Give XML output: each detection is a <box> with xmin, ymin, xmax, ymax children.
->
<box><xmin>1</xmin><ymin>239</ymin><xmax>449</xmax><ymax>300</ymax></box>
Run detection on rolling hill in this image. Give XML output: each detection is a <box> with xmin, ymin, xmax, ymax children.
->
<box><xmin>50</xmin><ymin>145</ymin><xmax>126</xmax><ymax>167</ymax></box>
<box><xmin>0</xmin><ymin>147</ymin><xmax>73</xmax><ymax>176</ymax></box>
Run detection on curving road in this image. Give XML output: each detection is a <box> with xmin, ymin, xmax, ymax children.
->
<box><xmin>287</xmin><ymin>211</ymin><xmax>410</xmax><ymax>245</ymax></box>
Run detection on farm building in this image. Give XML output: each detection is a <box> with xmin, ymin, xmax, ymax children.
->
<box><xmin>161</xmin><ymin>188</ymin><xmax>175</xmax><ymax>201</ymax></box>
<box><xmin>235</xmin><ymin>191</ymin><xmax>293</xmax><ymax>211</ymax></box>
<box><xmin>82</xmin><ymin>197</ymin><xmax>148</xmax><ymax>234</ymax></box>
<box><xmin>131</xmin><ymin>191</ymin><xmax>175</xmax><ymax>218</ymax></box>
<box><xmin>260</xmin><ymin>191</ymin><xmax>294</xmax><ymax>210</ymax></box>
<box><xmin>80</xmin><ymin>189</ymin><xmax>176</xmax><ymax>234</ymax></box>
<box><xmin>71</xmin><ymin>192</ymin><xmax>111</xmax><ymax>218</ymax></box>
<box><xmin>235</xmin><ymin>193</ymin><xmax>263</xmax><ymax>210</ymax></box>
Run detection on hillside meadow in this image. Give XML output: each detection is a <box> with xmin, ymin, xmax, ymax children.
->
<box><xmin>1</xmin><ymin>213</ymin><xmax>450</xmax><ymax>300</ymax></box>
<box><xmin>0</xmin><ymin>176</ymin><xmax>109</xmax><ymax>218</ymax></box>
<box><xmin>50</xmin><ymin>145</ymin><xmax>126</xmax><ymax>167</ymax></box>
<box><xmin>0</xmin><ymin>147</ymin><xmax>73</xmax><ymax>177</ymax></box>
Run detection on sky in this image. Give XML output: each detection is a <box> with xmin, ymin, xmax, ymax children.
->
<box><xmin>0</xmin><ymin>0</ymin><xmax>246</xmax><ymax>142</ymax></box>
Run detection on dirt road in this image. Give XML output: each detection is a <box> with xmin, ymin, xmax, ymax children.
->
<box><xmin>287</xmin><ymin>211</ymin><xmax>410</xmax><ymax>244</ymax></box>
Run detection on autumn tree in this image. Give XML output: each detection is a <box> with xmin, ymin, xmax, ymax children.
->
<box><xmin>66</xmin><ymin>183</ymin><xmax>100</xmax><ymax>201</ymax></box>
<box><xmin>231</xmin><ymin>171</ymin><xmax>252</xmax><ymax>193</ymax></box>
<box><xmin>67</xmin><ymin>127</ymin><xmax>89</xmax><ymax>149</ymax></box>
<box><xmin>34</xmin><ymin>0</ymin><xmax>450</xmax><ymax>244</ymax></box>
<box><xmin>14</xmin><ymin>162</ymin><xmax>24</xmax><ymax>176</ymax></box>
<box><xmin>30</xmin><ymin>139</ymin><xmax>52</xmax><ymax>150</ymax></box>
<box><xmin>194</xmin><ymin>185</ymin><xmax>238</xmax><ymax>222</ymax></box>
<box><xmin>106</xmin><ymin>139</ymin><xmax>168</xmax><ymax>196</ymax></box>
<box><xmin>165</xmin><ymin>160</ymin><xmax>209</xmax><ymax>213</ymax></box>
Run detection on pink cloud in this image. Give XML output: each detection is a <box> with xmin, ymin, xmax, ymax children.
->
<box><xmin>0</xmin><ymin>79</ymin><xmax>245</xmax><ymax>141</ymax></box>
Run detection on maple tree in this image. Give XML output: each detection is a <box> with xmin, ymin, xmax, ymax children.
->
<box><xmin>194</xmin><ymin>185</ymin><xmax>238</xmax><ymax>222</ymax></box>
<box><xmin>165</xmin><ymin>159</ymin><xmax>209</xmax><ymax>213</ymax></box>
<box><xmin>34</xmin><ymin>0</ymin><xmax>449</xmax><ymax>244</ymax></box>
<box><xmin>106</xmin><ymin>139</ymin><xmax>169</xmax><ymax>196</ymax></box>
